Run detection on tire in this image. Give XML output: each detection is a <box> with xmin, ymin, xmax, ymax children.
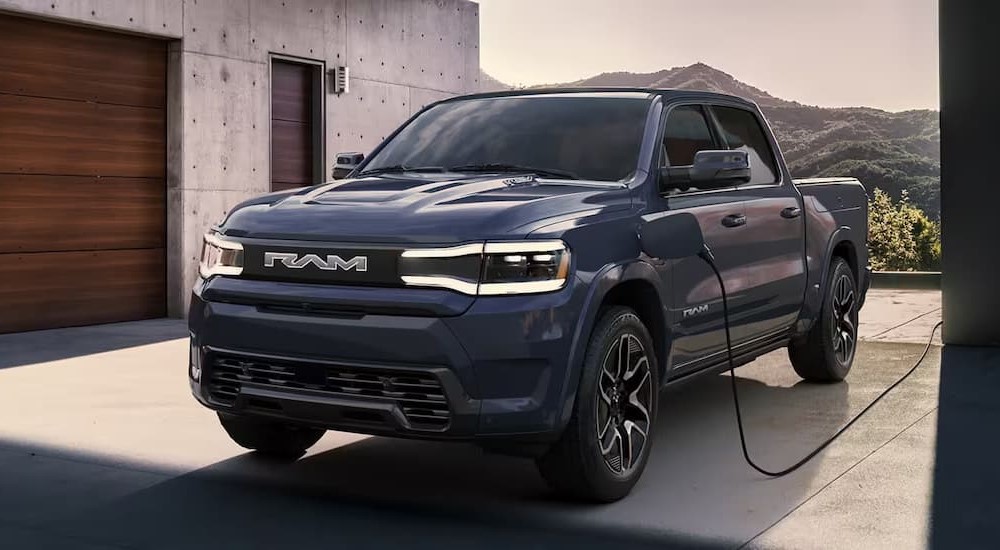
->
<box><xmin>789</xmin><ymin>257</ymin><xmax>859</xmax><ymax>382</ymax></box>
<box><xmin>218</xmin><ymin>413</ymin><xmax>325</xmax><ymax>460</ymax></box>
<box><xmin>536</xmin><ymin>306</ymin><xmax>659</xmax><ymax>502</ymax></box>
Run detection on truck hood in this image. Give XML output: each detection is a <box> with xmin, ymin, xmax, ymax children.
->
<box><xmin>221</xmin><ymin>173</ymin><xmax>632</xmax><ymax>243</ymax></box>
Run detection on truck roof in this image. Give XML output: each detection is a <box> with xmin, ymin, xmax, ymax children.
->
<box><xmin>441</xmin><ymin>87</ymin><xmax>759</xmax><ymax>107</ymax></box>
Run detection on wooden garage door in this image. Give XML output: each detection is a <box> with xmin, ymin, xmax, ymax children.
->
<box><xmin>0</xmin><ymin>14</ymin><xmax>166</xmax><ymax>333</ymax></box>
<box><xmin>271</xmin><ymin>60</ymin><xmax>317</xmax><ymax>192</ymax></box>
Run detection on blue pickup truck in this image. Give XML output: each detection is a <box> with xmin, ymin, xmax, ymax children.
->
<box><xmin>189</xmin><ymin>88</ymin><xmax>869</xmax><ymax>501</ymax></box>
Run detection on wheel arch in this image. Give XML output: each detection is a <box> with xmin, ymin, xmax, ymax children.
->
<box><xmin>822</xmin><ymin>232</ymin><xmax>861</xmax><ymax>299</ymax></box>
<box><xmin>597</xmin><ymin>279</ymin><xmax>668</xmax><ymax>382</ymax></box>
<box><xmin>798</xmin><ymin>229</ymin><xmax>862</xmax><ymax>336</ymax></box>
<box><xmin>557</xmin><ymin>260</ymin><xmax>669</xmax><ymax>431</ymax></box>
<box><xmin>831</xmin><ymin>239</ymin><xmax>859</xmax><ymax>282</ymax></box>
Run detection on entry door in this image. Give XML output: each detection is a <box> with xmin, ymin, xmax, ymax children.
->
<box><xmin>709</xmin><ymin>105</ymin><xmax>807</xmax><ymax>340</ymax></box>
<box><xmin>271</xmin><ymin>59</ymin><xmax>322</xmax><ymax>192</ymax></box>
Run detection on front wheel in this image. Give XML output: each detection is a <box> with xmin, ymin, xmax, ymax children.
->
<box><xmin>218</xmin><ymin>413</ymin><xmax>325</xmax><ymax>460</ymax></box>
<box><xmin>789</xmin><ymin>257</ymin><xmax>858</xmax><ymax>382</ymax></box>
<box><xmin>536</xmin><ymin>306</ymin><xmax>659</xmax><ymax>502</ymax></box>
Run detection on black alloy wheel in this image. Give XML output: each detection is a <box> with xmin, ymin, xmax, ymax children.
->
<box><xmin>830</xmin><ymin>271</ymin><xmax>857</xmax><ymax>367</ymax></box>
<box><xmin>789</xmin><ymin>257</ymin><xmax>858</xmax><ymax>382</ymax></box>
<box><xmin>536</xmin><ymin>306</ymin><xmax>659</xmax><ymax>502</ymax></box>
<box><xmin>596</xmin><ymin>333</ymin><xmax>653</xmax><ymax>476</ymax></box>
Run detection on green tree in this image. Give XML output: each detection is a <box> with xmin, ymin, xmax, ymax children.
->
<box><xmin>905</xmin><ymin>198</ymin><xmax>942</xmax><ymax>271</ymax></box>
<box><xmin>867</xmin><ymin>189</ymin><xmax>941</xmax><ymax>271</ymax></box>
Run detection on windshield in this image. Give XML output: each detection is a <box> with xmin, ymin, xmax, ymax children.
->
<box><xmin>361</xmin><ymin>94</ymin><xmax>653</xmax><ymax>182</ymax></box>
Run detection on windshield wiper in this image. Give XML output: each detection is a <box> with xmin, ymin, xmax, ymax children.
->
<box><xmin>448</xmin><ymin>163</ymin><xmax>580</xmax><ymax>180</ymax></box>
<box><xmin>357</xmin><ymin>165</ymin><xmax>447</xmax><ymax>176</ymax></box>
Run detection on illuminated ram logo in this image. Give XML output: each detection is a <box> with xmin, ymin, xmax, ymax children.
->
<box><xmin>263</xmin><ymin>252</ymin><xmax>368</xmax><ymax>272</ymax></box>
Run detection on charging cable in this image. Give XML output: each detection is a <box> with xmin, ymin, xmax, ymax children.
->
<box><xmin>699</xmin><ymin>246</ymin><xmax>943</xmax><ymax>478</ymax></box>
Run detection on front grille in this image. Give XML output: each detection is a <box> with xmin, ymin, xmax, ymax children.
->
<box><xmin>206</xmin><ymin>352</ymin><xmax>451</xmax><ymax>430</ymax></box>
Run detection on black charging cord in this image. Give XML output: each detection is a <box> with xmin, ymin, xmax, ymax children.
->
<box><xmin>699</xmin><ymin>246</ymin><xmax>943</xmax><ymax>478</ymax></box>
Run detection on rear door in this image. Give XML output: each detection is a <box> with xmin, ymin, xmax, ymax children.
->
<box><xmin>651</xmin><ymin>104</ymin><xmax>754</xmax><ymax>374</ymax></box>
<box><xmin>708</xmin><ymin>104</ymin><xmax>807</xmax><ymax>341</ymax></box>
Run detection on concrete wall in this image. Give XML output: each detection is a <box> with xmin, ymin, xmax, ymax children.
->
<box><xmin>939</xmin><ymin>0</ymin><xmax>1000</xmax><ymax>346</ymax></box>
<box><xmin>0</xmin><ymin>0</ymin><xmax>480</xmax><ymax>317</ymax></box>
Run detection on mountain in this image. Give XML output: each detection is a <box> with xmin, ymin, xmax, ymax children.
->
<box><xmin>567</xmin><ymin>62</ymin><xmax>794</xmax><ymax>109</ymax></box>
<box><xmin>480</xmin><ymin>64</ymin><xmax>941</xmax><ymax>218</ymax></box>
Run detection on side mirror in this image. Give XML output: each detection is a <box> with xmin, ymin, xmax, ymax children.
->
<box><xmin>332</xmin><ymin>152</ymin><xmax>364</xmax><ymax>179</ymax></box>
<box><xmin>639</xmin><ymin>211</ymin><xmax>705</xmax><ymax>260</ymax></box>
<box><xmin>660</xmin><ymin>150</ymin><xmax>751</xmax><ymax>192</ymax></box>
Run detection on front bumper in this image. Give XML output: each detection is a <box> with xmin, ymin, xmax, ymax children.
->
<box><xmin>188</xmin><ymin>277</ymin><xmax>587</xmax><ymax>442</ymax></box>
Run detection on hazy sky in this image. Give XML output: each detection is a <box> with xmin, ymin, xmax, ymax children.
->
<box><xmin>475</xmin><ymin>0</ymin><xmax>938</xmax><ymax>112</ymax></box>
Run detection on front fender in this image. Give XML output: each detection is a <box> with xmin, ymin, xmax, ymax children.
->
<box><xmin>554</xmin><ymin>259</ymin><xmax>667</xmax><ymax>432</ymax></box>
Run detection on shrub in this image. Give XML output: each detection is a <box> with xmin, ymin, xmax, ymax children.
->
<box><xmin>867</xmin><ymin>188</ymin><xmax>941</xmax><ymax>271</ymax></box>
<box><xmin>907</xmin><ymin>200</ymin><xmax>942</xmax><ymax>271</ymax></box>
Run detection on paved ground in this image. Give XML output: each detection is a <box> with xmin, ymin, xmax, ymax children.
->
<box><xmin>0</xmin><ymin>289</ymin><xmax>985</xmax><ymax>550</ymax></box>
<box><xmin>858</xmin><ymin>289</ymin><xmax>942</xmax><ymax>345</ymax></box>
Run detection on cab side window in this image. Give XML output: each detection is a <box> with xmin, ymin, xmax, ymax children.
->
<box><xmin>661</xmin><ymin>105</ymin><xmax>716</xmax><ymax>167</ymax></box>
<box><xmin>712</xmin><ymin>106</ymin><xmax>779</xmax><ymax>184</ymax></box>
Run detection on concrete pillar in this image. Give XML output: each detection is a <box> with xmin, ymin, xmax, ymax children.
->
<box><xmin>940</xmin><ymin>0</ymin><xmax>1000</xmax><ymax>345</ymax></box>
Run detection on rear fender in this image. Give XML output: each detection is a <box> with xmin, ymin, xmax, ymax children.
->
<box><xmin>799</xmin><ymin>226</ymin><xmax>859</xmax><ymax>334</ymax></box>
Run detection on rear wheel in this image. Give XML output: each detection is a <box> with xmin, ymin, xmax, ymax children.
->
<box><xmin>218</xmin><ymin>413</ymin><xmax>325</xmax><ymax>459</ymax></box>
<box><xmin>789</xmin><ymin>257</ymin><xmax>858</xmax><ymax>382</ymax></box>
<box><xmin>536</xmin><ymin>306</ymin><xmax>658</xmax><ymax>502</ymax></box>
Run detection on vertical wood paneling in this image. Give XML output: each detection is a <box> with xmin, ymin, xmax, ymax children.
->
<box><xmin>271</xmin><ymin>60</ymin><xmax>315</xmax><ymax>189</ymax></box>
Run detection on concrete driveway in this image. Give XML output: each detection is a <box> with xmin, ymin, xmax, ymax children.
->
<box><xmin>0</xmin><ymin>292</ymin><xmax>945</xmax><ymax>549</ymax></box>
<box><xmin>858</xmin><ymin>289</ymin><xmax>942</xmax><ymax>345</ymax></box>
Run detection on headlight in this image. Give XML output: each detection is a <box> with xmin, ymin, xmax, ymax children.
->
<box><xmin>199</xmin><ymin>232</ymin><xmax>244</xmax><ymax>279</ymax></box>
<box><xmin>400</xmin><ymin>240</ymin><xmax>570</xmax><ymax>295</ymax></box>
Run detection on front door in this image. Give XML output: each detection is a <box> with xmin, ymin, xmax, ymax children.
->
<box><xmin>708</xmin><ymin>104</ymin><xmax>807</xmax><ymax>341</ymax></box>
<box><xmin>650</xmin><ymin>104</ymin><xmax>754</xmax><ymax>374</ymax></box>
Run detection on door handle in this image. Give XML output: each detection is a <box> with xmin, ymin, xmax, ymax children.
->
<box><xmin>780</xmin><ymin>206</ymin><xmax>802</xmax><ymax>219</ymax></box>
<box><xmin>721</xmin><ymin>213</ymin><xmax>746</xmax><ymax>228</ymax></box>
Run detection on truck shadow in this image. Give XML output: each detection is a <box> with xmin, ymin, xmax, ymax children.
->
<box><xmin>26</xmin><ymin>359</ymin><xmax>852</xmax><ymax>549</ymax></box>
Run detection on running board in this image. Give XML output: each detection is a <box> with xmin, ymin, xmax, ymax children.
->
<box><xmin>665</xmin><ymin>328</ymin><xmax>792</xmax><ymax>386</ymax></box>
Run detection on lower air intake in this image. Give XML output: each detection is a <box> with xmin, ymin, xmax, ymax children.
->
<box><xmin>206</xmin><ymin>352</ymin><xmax>451</xmax><ymax>430</ymax></box>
